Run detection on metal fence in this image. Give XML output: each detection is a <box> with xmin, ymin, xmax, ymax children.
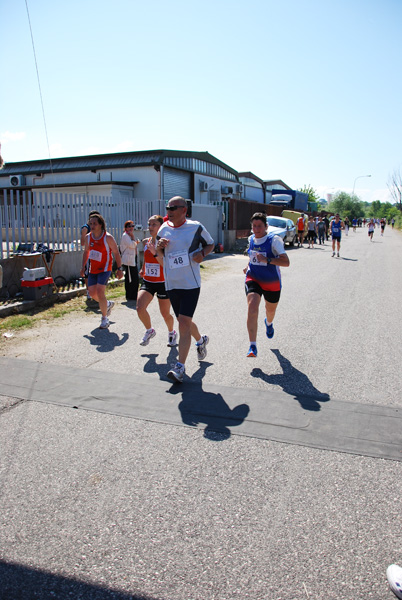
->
<box><xmin>0</xmin><ymin>190</ymin><xmax>165</xmax><ymax>259</ymax></box>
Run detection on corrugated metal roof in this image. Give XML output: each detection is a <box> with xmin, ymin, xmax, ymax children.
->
<box><xmin>0</xmin><ymin>149</ymin><xmax>238</xmax><ymax>177</ymax></box>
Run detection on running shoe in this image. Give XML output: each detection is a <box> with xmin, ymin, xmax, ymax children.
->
<box><xmin>140</xmin><ymin>328</ymin><xmax>156</xmax><ymax>346</ymax></box>
<box><xmin>265</xmin><ymin>318</ymin><xmax>274</xmax><ymax>339</ymax></box>
<box><xmin>332</xmin><ymin>251</ymin><xmax>335</xmax><ymax>257</ymax></box>
<box><xmin>387</xmin><ymin>564</ymin><xmax>402</xmax><ymax>599</ymax></box>
<box><xmin>337</xmin><ymin>252</ymin><xmax>340</xmax><ymax>257</ymax></box>
<box><xmin>247</xmin><ymin>344</ymin><xmax>257</xmax><ymax>357</ymax></box>
<box><xmin>167</xmin><ymin>362</ymin><xmax>185</xmax><ymax>383</ymax></box>
<box><xmin>106</xmin><ymin>300</ymin><xmax>115</xmax><ymax>316</ymax></box>
<box><xmin>99</xmin><ymin>316</ymin><xmax>110</xmax><ymax>329</ymax></box>
<box><xmin>167</xmin><ymin>330</ymin><xmax>178</xmax><ymax>347</ymax></box>
<box><xmin>196</xmin><ymin>335</ymin><xmax>209</xmax><ymax>360</ymax></box>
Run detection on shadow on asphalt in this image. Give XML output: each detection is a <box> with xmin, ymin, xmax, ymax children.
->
<box><xmin>141</xmin><ymin>354</ymin><xmax>250</xmax><ymax>441</ymax></box>
<box><xmin>83</xmin><ymin>328</ymin><xmax>129</xmax><ymax>352</ymax></box>
<box><xmin>251</xmin><ymin>349</ymin><xmax>330</xmax><ymax>412</ymax></box>
<box><xmin>0</xmin><ymin>560</ymin><xmax>157</xmax><ymax>600</ymax></box>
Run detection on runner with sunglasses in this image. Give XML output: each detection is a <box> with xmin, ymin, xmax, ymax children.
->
<box><xmin>155</xmin><ymin>196</ymin><xmax>214</xmax><ymax>383</ymax></box>
<box><xmin>137</xmin><ymin>215</ymin><xmax>177</xmax><ymax>347</ymax></box>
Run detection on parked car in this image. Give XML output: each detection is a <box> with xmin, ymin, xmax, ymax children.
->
<box><xmin>267</xmin><ymin>216</ymin><xmax>297</xmax><ymax>246</ymax></box>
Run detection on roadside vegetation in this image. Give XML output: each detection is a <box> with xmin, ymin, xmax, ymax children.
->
<box><xmin>0</xmin><ymin>258</ymin><xmax>219</xmax><ymax>335</ymax></box>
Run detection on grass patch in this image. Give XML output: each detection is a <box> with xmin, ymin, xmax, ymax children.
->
<box><xmin>0</xmin><ymin>283</ymin><xmax>125</xmax><ymax>333</ymax></box>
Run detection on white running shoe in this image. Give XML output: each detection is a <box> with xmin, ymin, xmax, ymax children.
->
<box><xmin>196</xmin><ymin>335</ymin><xmax>209</xmax><ymax>360</ymax></box>
<box><xmin>106</xmin><ymin>300</ymin><xmax>115</xmax><ymax>316</ymax></box>
<box><xmin>140</xmin><ymin>328</ymin><xmax>156</xmax><ymax>346</ymax></box>
<box><xmin>99</xmin><ymin>316</ymin><xmax>110</xmax><ymax>329</ymax></box>
<box><xmin>167</xmin><ymin>362</ymin><xmax>185</xmax><ymax>383</ymax></box>
<box><xmin>387</xmin><ymin>564</ymin><xmax>402</xmax><ymax>599</ymax></box>
<box><xmin>167</xmin><ymin>330</ymin><xmax>178</xmax><ymax>347</ymax></box>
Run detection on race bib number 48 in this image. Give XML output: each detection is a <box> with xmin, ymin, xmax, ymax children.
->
<box><xmin>168</xmin><ymin>250</ymin><xmax>190</xmax><ymax>270</ymax></box>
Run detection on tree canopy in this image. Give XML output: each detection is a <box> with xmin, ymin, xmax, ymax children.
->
<box><xmin>328</xmin><ymin>192</ymin><xmax>364</xmax><ymax>221</ymax></box>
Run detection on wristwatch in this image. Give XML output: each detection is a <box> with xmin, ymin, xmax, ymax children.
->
<box><xmin>266</xmin><ymin>257</ymin><xmax>271</xmax><ymax>264</ymax></box>
<box><xmin>117</xmin><ymin>267</ymin><xmax>123</xmax><ymax>271</ymax></box>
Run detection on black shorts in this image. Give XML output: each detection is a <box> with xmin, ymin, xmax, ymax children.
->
<box><xmin>167</xmin><ymin>288</ymin><xmax>200</xmax><ymax>318</ymax></box>
<box><xmin>245</xmin><ymin>279</ymin><xmax>281</xmax><ymax>304</ymax></box>
<box><xmin>140</xmin><ymin>280</ymin><xmax>169</xmax><ymax>300</ymax></box>
<box><xmin>307</xmin><ymin>230</ymin><xmax>315</xmax><ymax>240</ymax></box>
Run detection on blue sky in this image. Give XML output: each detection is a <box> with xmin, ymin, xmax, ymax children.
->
<box><xmin>1</xmin><ymin>0</ymin><xmax>401</xmax><ymax>203</ymax></box>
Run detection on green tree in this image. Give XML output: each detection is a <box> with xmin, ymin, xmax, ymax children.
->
<box><xmin>328</xmin><ymin>191</ymin><xmax>364</xmax><ymax>221</ymax></box>
<box><xmin>299</xmin><ymin>184</ymin><xmax>319</xmax><ymax>204</ymax></box>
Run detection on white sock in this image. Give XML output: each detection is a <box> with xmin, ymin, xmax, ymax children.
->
<box><xmin>250</xmin><ymin>341</ymin><xmax>257</xmax><ymax>345</ymax></box>
<box><xmin>196</xmin><ymin>337</ymin><xmax>203</xmax><ymax>345</ymax></box>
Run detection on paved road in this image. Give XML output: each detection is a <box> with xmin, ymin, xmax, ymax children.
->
<box><xmin>1</xmin><ymin>225</ymin><xmax>401</xmax><ymax>599</ymax></box>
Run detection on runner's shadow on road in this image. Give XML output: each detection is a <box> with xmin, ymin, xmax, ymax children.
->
<box><xmin>337</xmin><ymin>257</ymin><xmax>358</xmax><ymax>261</ymax></box>
<box><xmin>142</xmin><ymin>356</ymin><xmax>250</xmax><ymax>440</ymax></box>
<box><xmin>169</xmin><ymin>362</ymin><xmax>250</xmax><ymax>441</ymax></box>
<box><xmin>251</xmin><ymin>349</ymin><xmax>330</xmax><ymax>412</ymax></box>
<box><xmin>141</xmin><ymin>348</ymin><xmax>178</xmax><ymax>378</ymax></box>
<box><xmin>83</xmin><ymin>328</ymin><xmax>129</xmax><ymax>352</ymax></box>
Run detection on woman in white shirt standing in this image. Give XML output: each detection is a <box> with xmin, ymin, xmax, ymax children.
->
<box><xmin>120</xmin><ymin>220</ymin><xmax>139</xmax><ymax>301</ymax></box>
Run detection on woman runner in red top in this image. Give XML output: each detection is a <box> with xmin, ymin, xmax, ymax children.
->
<box><xmin>80</xmin><ymin>213</ymin><xmax>123</xmax><ymax>329</ymax></box>
<box><xmin>137</xmin><ymin>215</ymin><xmax>177</xmax><ymax>347</ymax></box>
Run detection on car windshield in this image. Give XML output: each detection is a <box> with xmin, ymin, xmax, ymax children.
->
<box><xmin>267</xmin><ymin>217</ymin><xmax>287</xmax><ymax>228</ymax></box>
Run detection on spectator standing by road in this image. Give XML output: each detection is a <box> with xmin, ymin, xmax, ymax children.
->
<box><xmin>307</xmin><ymin>216</ymin><xmax>317</xmax><ymax>248</ymax></box>
<box><xmin>331</xmin><ymin>213</ymin><xmax>344</xmax><ymax>257</ymax></box>
<box><xmin>323</xmin><ymin>215</ymin><xmax>330</xmax><ymax>240</ymax></box>
<box><xmin>156</xmin><ymin>197</ymin><xmax>214</xmax><ymax>383</ymax></box>
<box><xmin>120</xmin><ymin>220</ymin><xmax>139</xmax><ymax>302</ymax></box>
<box><xmin>137</xmin><ymin>215</ymin><xmax>177</xmax><ymax>348</ymax></box>
<box><xmin>80</xmin><ymin>213</ymin><xmax>123</xmax><ymax>329</ymax></box>
<box><xmin>244</xmin><ymin>212</ymin><xmax>290</xmax><ymax>358</ymax></box>
<box><xmin>317</xmin><ymin>217</ymin><xmax>326</xmax><ymax>245</ymax></box>
<box><xmin>297</xmin><ymin>213</ymin><xmax>306</xmax><ymax>247</ymax></box>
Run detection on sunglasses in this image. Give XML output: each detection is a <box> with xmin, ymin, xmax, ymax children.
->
<box><xmin>126</xmin><ymin>225</ymin><xmax>135</xmax><ymax>228</ymax></box>
<box><xmin>166</xmin><ymin>205</ymin><xmax>185</xmax><ymax>211</ymax></box>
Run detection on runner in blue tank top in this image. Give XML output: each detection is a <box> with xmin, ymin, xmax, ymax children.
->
<box><xmin>244</xmin><ymin>212</ymin><xmax>290</xmax><ymax>357</ymax></box>
<box><xmin>331</xmin><ymin>213</ymin><xmax>344</xmax><ymax>257</ymax></box>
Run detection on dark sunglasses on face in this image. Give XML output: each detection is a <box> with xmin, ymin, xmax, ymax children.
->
<box><xmin>126</xmin><ymin>225</ymin><xmax>134</xmax><ymax>228</ymax></box>
<box><xmin>166</xmin><ymin>205</ymin><xmax>185</xmax><ymax>211</ymax></box>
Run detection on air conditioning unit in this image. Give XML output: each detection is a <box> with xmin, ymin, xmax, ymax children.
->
<box><xmin>10</xmin><ymin>175</ymin><xmax>25</xmax><ymax>187</ymax></box>
<box><xmin>199</xmin><ymin>181</ymin><xmax>209</xmax><ymax>192</ymax></box>
<box><xmin>237</xmin><ymin>184</ymin><xmax>244</xmax><ymax>194</ymax></box>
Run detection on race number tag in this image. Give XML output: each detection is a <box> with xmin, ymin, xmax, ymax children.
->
<box><xmin>89</xmin><ymin>249</ymin><xmax>102</xmax><ymax>262</ymax></box>
<box><xmin>249</xmin><ymin>250</ymin><xmax>266</xmax><ymax>265</ymax></box>
<box><xmin>145</xmin><ymin>263</ymin><xmax>160</xmax><ymax>278</ymax></box>
<box><xmin>168</xmin><ymin>250</ymin><xmax>189</xmax><ymax>270</ymax></box>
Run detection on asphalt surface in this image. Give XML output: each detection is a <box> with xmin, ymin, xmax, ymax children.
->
<box><xmin>1</xmin><ymin>225</ymin><xmax>402</xmax><ymax>599</ymax></box>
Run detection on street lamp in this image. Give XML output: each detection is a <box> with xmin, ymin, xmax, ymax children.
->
<box><xmin>352</xmin><ymin>174</ymin><xmax>371</xmax><ymax>197</ymax></box>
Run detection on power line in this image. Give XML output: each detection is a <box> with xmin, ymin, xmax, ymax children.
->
<box><xmin>25</xmin><ymin>0</ymin><xmax>55</xmax><ymax>183</ymax></box>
